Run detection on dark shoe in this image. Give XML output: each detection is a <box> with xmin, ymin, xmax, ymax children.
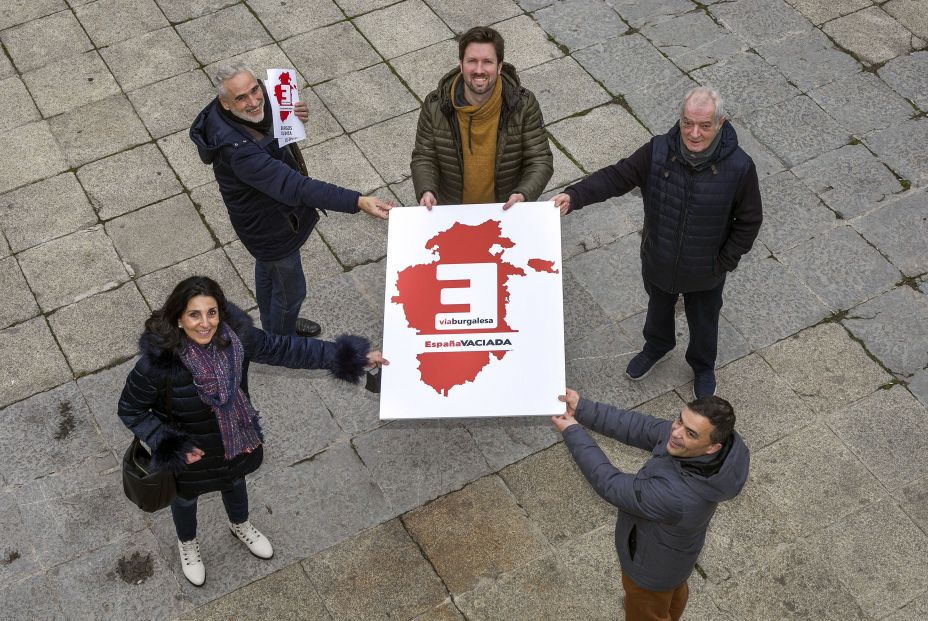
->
<box><xmin>364</xmin><ymin>367</ymin><xmax>381</xmax><ymax>393</ymax></box>
<box><xmin>625</xmin><ymin>350</ymin><xmax>671</xmax><ymax>381</ymax></box>
<box><xmin>693</xmin><ymin>371</ymin><xmax>717</xmax><ymax>399</ymax></box>
<box><xmin>295</xmin><ymin>318</ymin><xmax>321</xmax><ymax>337</ymax></box>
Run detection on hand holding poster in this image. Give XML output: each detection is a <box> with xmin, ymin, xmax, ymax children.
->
<box><xmin>380</xmin><ymin>202</ymin><xmax>566</xmax><ymax>419</ymax></box>
<box><xmin>266</xmin><ymin>68</ymin><xmax>306</xmax><ymax>147</ymax></box>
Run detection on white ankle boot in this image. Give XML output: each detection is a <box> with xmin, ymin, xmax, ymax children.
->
<box><xmin>229</xmin><ymin>520</ymin><xmax>273</xmax><ymax>559</ymax></box>
<box><xmin>177</xmin><ymin>538</ymin><xmax>205</xmax><ymax>586</ymax></box>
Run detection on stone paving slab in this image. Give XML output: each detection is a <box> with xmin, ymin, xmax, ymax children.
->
<box><xmin>48</xmin><ymin>283</ymin><xmax>151</xmax><ymax>375</ymax></box>
<box><xmin>786</xmin><ymin>0</ymin><xmax>870</xmax><ymax>26</ymax></box>
<box><xmin>190</xmin><ymin>182</ymin><xmax>237</xmax><ymax>245</ymax></box>
<box><xmin>0</xmin><ymin>121</ymin><xmax>68</xmax><ymax>194</ymax></box>
<box><xmin>806</xmin><ymin>500</ymin><xmax>928</xmax><ymax>619</ymax></box>
<box><xmin>0</xmin><ymin>573</ymin><xmax>66</xmax><ymax>621</ymax></box>
<box><xmin>281</xmin><ymin>22</ymin><xmax>380</xmax><ymax>87</ymax></box>
<box><xmin>101</xmin><ymin>27</ymin><xmax>200</xmax><ymax>93</ymax></box>
<box><xmin>75</xmin><ymin>0</ymin><xmax>167</xmax><ymax>48</ymax></box>
<box><xmin>0</xmin><ymin>77</ymin><xmax>40</xmax><ymax>132</ymax></box>
<box><xmin>878</xmin><ymin>50</ymin><xmax>928</xmax><ymax>111</ymax></box>
<box><xmin>463</xmin><ymin>415</ymin><xmax>559</xmax><ymax>471</ymax></box>
<box><xmin>534</xmin><ymin>0</ymin><xmax>627</xmax><ymax>52</ymax></box>
<box><xmin>823</xmin><ymin>6</ymin><xmax>924</xmax><ymax>66</ymax></box>
<box><xmin>760</xmin><ymin>322</ymin><xmax>893</xmax><ymax>414</ymax></box>
<box><xmin>779</xmin><ymin>225</ymin><xmax>901</xmax><ymax>311</ymax></box>
<box><xmin>135</xmin><ymin>248</ymin><xmax>252</xmax><ymax>310</ymax></box>
<box><xmin>23</xmin><ymin>50</ymin><xmax>120</xmax><ymax>117</ymax></box>
<box><xmin>128</xmin><ymin>69</ymin><xmax>214</xmax><ymax>139</ymax></box>
<box><xmin>428</xmin><ymin>0</ymin><xmax>523</xmax><ymax>33</ymax></box>
<box><xmin>0</xmin><ymin>256</ymin><xmax>37</xmax><ymax>330</ymax></box>
<box><xmin>355</xmin><ymin>0</ymin><xmax>452</xmax><ymax>60</ymax></box>
<box><xmin>76</xmin><ymin>357</ymin><xmax>138</xmax><ymax>458</ymax></box>
<box><xmin>743</xmin><ymin>95</ymin><xmax>850</xmax><ymax>167</ymax></box>
<box><xmin>0</xmin><ymin>492</ymin><xmax>41</xmax><ymax>586</ymax></box>
<box><xmin>500</xmin><ymin>442</ymin><xmax>615</xmax><ymax>545</ymax></box>
<box><xmin>809</xmin><ymin>71</ymin><xmax>915</xmax><ymax>137</ymax></box>
<box><xmin>390</xmin><ymin>39</ymin><xmax>459</xmax><ymax>101</ymax></box>
<box><xmin>843</xmin><ymin>285</ymin><xmax>928</xmax><ymax>377</ymax></box>
<box><xmin>403</xmin><ymin>475</ymin><xmax>551</xmax><ymax>595</ymax></box>
<box><xmin>49</xmin><ymin>94</ymin><xmax>151</xmax><ymax>168</ymax></box>
<box><xmin>828</xmin><ymin>385</ymin><xmax>928</xmax><ymax>490</ymax></box>
<box><xmin>0</xmin><ymin>10</ymin><xmax>92</xmax><ymax>74</ymax></box>
<box><xmin>106</xmin><ymin>194</ymin><xmax>215</xmax><ymax>277</ymax></box>
<box><xmin>573</xmin><ymin>33</ymin><xmax>684</xmax><ymax>98</ymax></box>
<box><xmin>18</xmin><ymin>226</ymin><xmax>129</xmax><ymax>312</ymax></box>
<box><xmin>179</xmin><ymin>563</ymin><xmax>330</xmax><ymax>621</ymax></box>
<box><xmin>247</xmin><ymin>364</ymin><xmax>347</xmax><ymax>471</ymax></box>
<box><xmin>757</xmin><ymin>170</ymin><xmax>836</xmax><ymax>253</ymax></box>
<box><xmin>755</xmin><ymin>28</ymin><xmax>861</xmax><ymax>92</ymax></box>
<box><xmin>723</xmin><ymin>257</ymin><xmax>830</xmax><ymax>350</ymax></box>
<box><xmin>303</xmin><ymin>518</ymin><xmax>447</xmax><ymax>620</ymax></box>
<box><xmin>48</xmin><ymin>528</ymin><xmax>190</xmax><ymax>621</ymax></box>
<box><xmin>520</xmin><ymin>56</ymin><xmax>612</xmax><ymax>123</ymax></box>
<box><xmin>609</xmin><ymin>0</ymin><xmax>694</xmax><ymax>30</ymax></box>
<box><xmin>176</xmin><ymin>4</ymin><xmax>272</xmax><ymax>65</ymax></box>
<box><xmin>710</xmin><ymin>545</ymin><xmax>868</xmax><ymax>620</ymax></box>
<box><xmin>77</xmin><ymin>143</ymin><xmax>183</xmax><ymax>221</ymax></box>
<box><xmin>750</xmin><ymin>422</ymin><xmax>884</xmax><ymax>535</ymax></box>
<box><xmin>853</xmin><ymin>190</ymin><xmax>928</xmax><ymax>278</ymax></box>
<box><xmin>692</xmin><ymin>51</ymin><xmax>800</xmax><ymax>120</ymax></box>
<box><xmin>790</xmin><ymin>144</ymin><xmax>903</xmax><ymax>219</ymax></box>
<box><xmin>698</xmin><ymin>476</ymin><xmax>797</xmax><ymax>584</ymax></box>
<box><xmin>315</xmin><ymin>65</ymin><xmax>419</xmax><ymax>134</ymax></box>
<box><xmin>0</xmin><ymin>317</ymin><xmax>72</xmax><ymax>408</ymax></box>
<box><xmin>548</xmin><ymin>104</ymin><xmax>652</xmax><ymax>172</ymax></box>
<box><xmin>623</xmin><ymin>71</ymin><xmax>696</xmax><ymax>135</ymax></box>
<box><xmin>711</xmin><ymin>0</ymin><xmax>813</xmax><ymax>46</ymax></box>
<box><xmin>353</xmin><ymin>420</ymin><xmax>492</xmax><ymax>515</ymax></box>
<box><xmin>349</xmin><ymin>112</ymin><xmax>418</xmax><ymax>186</ymax></box>
<box><xmin>248</xmin><ymin>0</ymin><xmax>342</xmax><ymax>40</ymax></box>
<box><xmin>249</xmin><ymin>443</ymin><xmax>393</xmax><ymax>558</ymax></box>
<box><xmin>641</xmin><ymin>10</ymin><xmax>745</xmax><ymax>72</ymax></box>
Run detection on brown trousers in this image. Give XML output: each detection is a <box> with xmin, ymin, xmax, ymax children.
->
<box><xmin>622</xmin><ymin>573</ymin><xmax>689</xmax><ymax>621</ymax></box>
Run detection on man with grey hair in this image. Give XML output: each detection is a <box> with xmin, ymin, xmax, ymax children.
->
<box><xmin>191</xmin><ymin>63</ymin><xmax>392</xmax><ymax>337</ymax></box>
<box><xmin>553</xmin><ymin>87</ymin><xmax>762</xmax><ymax>398</ymax></box>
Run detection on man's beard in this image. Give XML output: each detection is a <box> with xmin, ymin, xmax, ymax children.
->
<box><xmin>230</xmin><ymin>107</ymin><xmax>265</xmax><ymax>123</ymax></box>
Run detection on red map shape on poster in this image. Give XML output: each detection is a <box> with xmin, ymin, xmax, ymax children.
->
<box><xmin>392</xmin><ymin>220</ymin><xmax>555</xmax><ymax>396</ymax></box>
<box><xmin>273</xmin><ymin>72</ymin><xmax>292</xmax><ymax>121</ymax></box>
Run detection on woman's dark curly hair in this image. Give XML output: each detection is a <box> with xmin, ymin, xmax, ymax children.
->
<box><xmin>145</xmin><ymin>276</ymin><xmax>231</xmax><ymax>352</ymax></box>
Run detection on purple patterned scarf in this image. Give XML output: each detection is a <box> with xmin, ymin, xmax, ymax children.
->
<box><xmin>179</xmin><ymin>322</ymin><xmax>262</xmax><ymax>460</ymax></box>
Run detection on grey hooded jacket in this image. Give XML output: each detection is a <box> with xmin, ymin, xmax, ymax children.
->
<box><xmin>562</xmin><ymin>398</ymin><xmax>750</xmax><ymax>591</ymax></box>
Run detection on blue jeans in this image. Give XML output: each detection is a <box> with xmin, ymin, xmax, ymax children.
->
<box><xmin>254</xmin><ymin>249</ymin><xmax>306</xmax><ymax>335</ymax></box>
<box><xmin>642</xmin><ymin>279</ymin><xmax>725</xmax><ymax>374</ymax></box>
<box><xmin>171</xmin><ymin>478</ymin><xmax>249</xmax><ymax>542</ymax></box>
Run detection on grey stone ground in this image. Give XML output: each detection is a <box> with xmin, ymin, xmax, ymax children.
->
<box><xmin>0</xmin><ymin>0</ymin><xmax>926</xmax><ymax>618</ymax></box>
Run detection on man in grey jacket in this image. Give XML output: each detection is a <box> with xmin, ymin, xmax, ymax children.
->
<box><xmin>552</xmin><ymin>389</ymin><xmax>749</xmax><ymax>621</ymax></box>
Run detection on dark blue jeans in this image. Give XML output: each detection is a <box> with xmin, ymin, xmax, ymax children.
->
<box><xmin>254</xmin><ymin>248</ymin><xmax>307</xmax><ymax>335</ymax></box>
<box><xmin>642</xmin><ymin>279</ymin><xmax>725</xmax><ymax>374</ymax></box>
<box><xmin>171</xmin><ymin>478</ymin><xmax>249</xmax><ymax>542</ymax></box>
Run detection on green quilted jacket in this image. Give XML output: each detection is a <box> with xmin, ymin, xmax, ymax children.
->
<box><xmin>410</xmin><ymin>64</ymin><xmax>553</xmax><ymax>205</ymax></box>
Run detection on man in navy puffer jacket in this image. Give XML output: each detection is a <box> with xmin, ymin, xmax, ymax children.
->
<box><xmin>553</xmin><ymin>87</ymin><xmax>762</xmax><ymax>398</ymax></box>
<box><xmin>552</xmin><ymin>388</ymin><xmax>749</xmax><ymax>621</ymax></box>
<box><xmin>190</xmin><ymin>63</ymin><xmax>392</xmax><ymax>338</ymax></box>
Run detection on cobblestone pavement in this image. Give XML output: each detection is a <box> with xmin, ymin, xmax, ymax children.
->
<box><xmin>0</xmin><ymin>0</ymin><xmax>926</xmax><ymax>619</ymax></box>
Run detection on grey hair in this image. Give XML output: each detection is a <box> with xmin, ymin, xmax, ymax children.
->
<box><xmin>213</xmin><ymin>63</ymin><xmax>257</xmax><ymax>99</ymax></box>
<box><xmin>679</xmin><ymin>87</ymin><xmax>725</xmax><ymax>126</ymax></box>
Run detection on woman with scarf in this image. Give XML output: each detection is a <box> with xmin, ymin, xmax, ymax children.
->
<box><xmin>117</xmin><ymin>276</ymin><xmax>387</xmax><ymax>586</ymax></box>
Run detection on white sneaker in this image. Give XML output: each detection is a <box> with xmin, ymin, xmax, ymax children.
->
<box><xmin>177</xmin><ymin>538</ymin><xmax>205</xmax><ymax>586</ymax></box>
<box><xmin>229</xmin><ymin>520</ymin><xmax>273</xmax><ymax>559</ymax></box>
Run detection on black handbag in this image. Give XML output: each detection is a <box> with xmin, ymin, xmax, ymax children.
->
<box><xmin>122</xmin><ymin>376</ymin><xmax>177</xmax><ymax>512</ymax></box>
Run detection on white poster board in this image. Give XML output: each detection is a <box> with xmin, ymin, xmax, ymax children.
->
<box><xmin>380</xmin><ymin>202</ymin><xmax>566</xmax><ymax>419</ymax></box>
<box><xmin>265</xmin><ymin>68</ymin><xmax>306</xmax><ymax>147</ymax></box>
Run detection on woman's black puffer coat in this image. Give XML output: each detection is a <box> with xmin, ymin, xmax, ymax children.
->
<box><xmin>118</xmin><ymin>303</ymin><xmax>368</xmax><ymax>499</ymax></box>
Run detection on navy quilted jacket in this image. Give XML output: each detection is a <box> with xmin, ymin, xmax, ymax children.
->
<box><xmin>565</xmin><ymin>122</ymin><xmax>762</xmax><ymax>293</ymax></box>
<box><xmin>190</xmin><ymin>82</ymin><xmax>360</xmax><ymax>262</ymax></box>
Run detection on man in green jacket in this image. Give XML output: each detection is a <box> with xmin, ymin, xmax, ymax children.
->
<box><xmin>411</xmin><ymin>26</ymin><xmax>553</xmax><ymax>209</ymax></box>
